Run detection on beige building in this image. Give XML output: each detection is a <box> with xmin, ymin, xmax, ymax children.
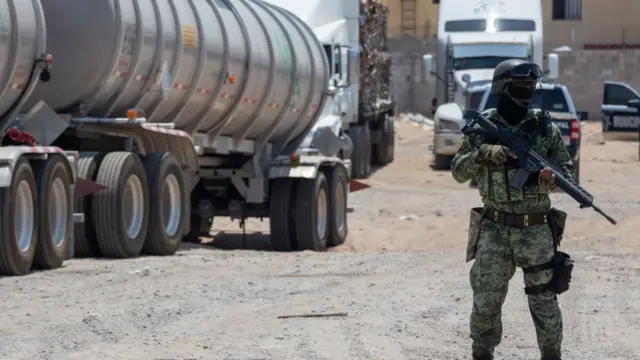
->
<box><xmin>382</xmin><ymin>0</ymin><xmax>640</xmax><ymax>49</ymax></box>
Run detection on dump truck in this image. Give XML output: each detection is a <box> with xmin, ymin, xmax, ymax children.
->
<box><xmin>0</xmin><ymin>0</ymin><xmax>366</xmax><ymax>276</ymax></box>
<box><xmin>266</xmin><ymin>0</ymin><xmax>396</xmax><ymax>180</ymax></box>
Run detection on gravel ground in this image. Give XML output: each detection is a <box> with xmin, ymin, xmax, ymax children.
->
<box><xmin>1</xmin><ymin>120</ymin><xmax>639</xmax><ymax>360</ymax></box>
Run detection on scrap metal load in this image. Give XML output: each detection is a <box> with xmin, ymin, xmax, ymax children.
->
<box><xmin>359</xmin><ymin>0</ymin><xmax>393</xmax><ymax>115</ymax></box>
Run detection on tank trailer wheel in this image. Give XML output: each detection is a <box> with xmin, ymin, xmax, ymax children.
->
<box><xmin>348</xmin><ymin>125</ymin><xmax>372</xmax><ymax>179</ymax></box>
<box><xmin>373</xmin><ymin>117</ymin><xmax>395</xmax><ymax>165</ymax></box>
<box><xmin>142</xmin><ymin>153</ymin><xmax>186</xmax><ymax>256</ymax></box>
<box><xmin>0</xmin><ymin>158</ymin><xmax>38</xmax><ymax>275</ymax></box>
<box><xmin>269</xmin><ymin>178</ymin><xmax>296</xmax><ymax>251</ymax></box>
<box><xmin>74</xmin><ymin>152</ymin><xmax>104</xmax><ymax>257</ymax></box>
<box><xmin>293</xmin><ymin>172</ymin><xmax>330</xmax><ymax>251</ymax></box>
<box><xmin>32</xmin><ymin>155</ymin><xmax>73</xmax><ymax>269</ymax></box>
<box><xmin>326</xmin><ymin>166</ymin><xmax>349</xmax><ymax>247</ymax></box>
<box><xmin>92</xmin><ymin>152</ymin><xmax>149</xmax><ymax>258</ymax></box>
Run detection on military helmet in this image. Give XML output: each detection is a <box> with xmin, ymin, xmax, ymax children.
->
<box><xmin>490</xmin><ymin>59</ymin><xmax>543</xmax><ymax>108</ymax></box>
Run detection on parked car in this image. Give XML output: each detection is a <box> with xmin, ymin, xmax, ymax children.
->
<box><xmin>474</xmin><ymin>81</ymin><xmax>583</xmax><ymax>183</ymax></box>
<box><xmin>601</xmin><ymin>81</ymin><xmax>640</xmax><ymax>141</ymax></box>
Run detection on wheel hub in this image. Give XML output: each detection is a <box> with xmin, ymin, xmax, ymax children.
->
<box><xmin>14</xmin><ymin>181</ymin><xmax>35</xmax><ymax>253</ymax></box>
<box><xmin>49</xmin><ymin>177</ymin><xmax>69</xmax><ymax>247</ymax></box>
<box><xmin>161</xmin><ymin>174</ymin><xmax>182</xmax><ymax>237</ymax></box>
<box><xmin>123</xmin><ymin>175</ymin><xmax>144</xmax><ymax>239</ymax></box>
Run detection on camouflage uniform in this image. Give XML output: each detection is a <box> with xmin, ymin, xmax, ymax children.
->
<box><xmin>451</xmin><ymin>109</ymin><xmax>575</xmax><ymax>358</ymax></box>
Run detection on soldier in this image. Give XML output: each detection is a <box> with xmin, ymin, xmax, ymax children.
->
<box><xmin>451</xmin><ymin>59</ymin><xmax>575</xmax><ymax>360</ymax></box>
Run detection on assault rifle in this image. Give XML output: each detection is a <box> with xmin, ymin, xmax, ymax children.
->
<box><xmin>461</xmin><ymin>113</ymin><xmax>617</xmax><ymax>225</ymax></box>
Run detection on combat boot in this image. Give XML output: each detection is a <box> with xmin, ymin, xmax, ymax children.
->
<box><xmin>472</xmin><ymin>354</ymin><xmax>492</xmax><ymax>360</ymax></box>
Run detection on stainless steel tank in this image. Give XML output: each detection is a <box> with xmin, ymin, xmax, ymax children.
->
<box><xmin>26</xmin><ymin>0</ymin><xmax>329</xmax><ymax>151</ymax></box>
<box><xmin>0</xmin><ymin>0</ymin><xmax>46</xmax><ymax>131</ymax></box>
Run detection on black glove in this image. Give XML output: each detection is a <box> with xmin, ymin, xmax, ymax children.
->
<box><xmin>477</xmin><ymin>144</ymin><xmax>515</xmax><ymax>165</ymax></box>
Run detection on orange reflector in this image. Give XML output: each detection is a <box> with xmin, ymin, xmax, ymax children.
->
<box><xmin>127</xmin><ymin>109</ymin><xmax>136</xmax><ymax>120</ymax></box>
<box><xmin>228</xmin><ymin>74</ymin><xmax>236</xmax><ymax>84</ymax></box>
<box><xmin>349</xmin><ymin>180</ymin><xmax>371</xmax><ymax>193</ymax></box>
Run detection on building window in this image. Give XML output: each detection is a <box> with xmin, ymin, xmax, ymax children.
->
<box><xmin>552</xmin><ymin>0</ymin><xmax>581</xmax><ymax>20</ymax></box>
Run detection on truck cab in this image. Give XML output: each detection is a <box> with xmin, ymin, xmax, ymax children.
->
<box><xmin>421</xmin><ymin>0</ymin><xmax>558</xmax><ymax>169</ymax></box>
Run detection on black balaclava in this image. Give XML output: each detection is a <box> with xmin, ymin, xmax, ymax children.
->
<box><xmin>497</xmin><ymin>93</ymin><xmax>528</xmax><ymax>125</ymax></box>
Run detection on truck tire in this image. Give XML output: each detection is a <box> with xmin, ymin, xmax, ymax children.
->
<box><xmin>142</xmin><ymin>153</ymin><xmax>186</xmax><ymax>255</ymax></box>
<box><xmin>348</xmin><ymin>125</ymin><xmax>371</xmax><ymax>179</ymax></box>
<box><xmin>433</xmin><ymin>154</ymin><xmax>453</xmax><ymax>170</ymax></box>
<box><xmin>373</xmin><ymin>117</ymin><xmax>395</xmax><ymax>165</ymax></box>
<box><xmin>74</xmin><ymin>152</ymin><xmax>104</xmax><ymax>257</ymax></box>
<box><xmin>293</xmin><ymin>172</ymin><xmax>329</xmax><ymax>251</ymax></box>
<box><xmin>33</xmin><ymin>155</ymin><xmax>73</xmax><ymax>269</ymax></box>
<box><xmin>0</xmin><ymin>158</ymin><xmax>37</xmax><ymax>275</ymax></box>
<box><xmin>269</xmin><ymin>178</ymin><xmax>296</xmax><ymax>251</ymax></box>
<box><xmin>92</xmin><ymin>152</ymin><xmax>149</xmax><ymax>258</ymax></box>
<box><xmin>327</xmin><ymin>165</ymin><xmax>348</xmax><ymax>247</ymax></box>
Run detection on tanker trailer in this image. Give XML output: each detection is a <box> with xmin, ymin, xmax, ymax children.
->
<box><xmin>0</xmin><ymin>0</ymin><xmax>90</xmax><ymax>276</ymax></box>
<box><xmin>2</xmin><ymin>0</ymin><xmax>362</xmax><ymax>274</ymax></box>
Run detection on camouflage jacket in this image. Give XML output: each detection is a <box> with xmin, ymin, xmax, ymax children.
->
<box><xmin>451</xmin><ymin>108</ymin><xmax>576</xmax><ymax>214</ymax></box>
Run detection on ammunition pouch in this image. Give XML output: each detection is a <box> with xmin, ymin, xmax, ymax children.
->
<box><xmin>523</xmin><ymin>251</ymin><xmax>574</xmax><ymax>295</ymax></box>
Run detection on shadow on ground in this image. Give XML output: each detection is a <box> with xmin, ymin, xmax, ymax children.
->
<box><xmin>179</xmin><ymin>231</ymin><xmax>273</xmax><ymax>252</ymax></box>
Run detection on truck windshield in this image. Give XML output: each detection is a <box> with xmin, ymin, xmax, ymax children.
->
<box><xmin>445</xmin><ymin>19</ymin><xmax>536</xmax><ymax>32</ymax></box>
<box><xmin>453</xmin><ymin>56</ymin><xmax>519</xmax><ymax>70</ymax></box>
<box><xmin>483</xmin><ymin>88</ymin><xmax>570</xmax><ymax>112</ymax></box>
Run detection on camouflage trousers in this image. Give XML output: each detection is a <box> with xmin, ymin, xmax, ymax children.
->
<box><xmin>470</xmin><ymin>219</ymin><xmax>563</xmax><ymax>357</ymax></box>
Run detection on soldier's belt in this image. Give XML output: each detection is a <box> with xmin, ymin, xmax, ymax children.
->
<box><xmin>483</xmin><ymin>207</ymin><xmax>548</xmax><ymax>228</ymax></box>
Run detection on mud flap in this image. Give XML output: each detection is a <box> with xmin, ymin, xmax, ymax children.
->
<box><xmin>349</xmin><ymin>180</ymin><xmax>371</xmax><ymax>193</ymax></box>
<box><xmin>75</xmin><ymin>177</ymin><xmax>107</xmax><ymax>199</ymax></box>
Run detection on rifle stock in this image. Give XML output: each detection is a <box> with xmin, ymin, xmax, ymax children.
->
<box><xmin>461</xmin><ymin>114</ymin><xmax>617</xmax><ymax>225</ymax></box>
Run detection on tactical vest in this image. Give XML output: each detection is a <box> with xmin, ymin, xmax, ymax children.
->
<box><xmin>476</xmin><ymin>110</ymin><xmax>554</xmax><ymax>203</ymax></box>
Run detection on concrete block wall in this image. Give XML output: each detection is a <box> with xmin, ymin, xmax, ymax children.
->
<box><xmin>555</xmin><ymin>50</ymin><xmax>640</xmax><ymax>117</ymax></box>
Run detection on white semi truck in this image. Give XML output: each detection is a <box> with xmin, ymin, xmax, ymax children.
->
<box><xmin>0</xmin><ymin>0</ymin><xmax>371</xmax><ymax>276</ymax></box>
<box><xmin>266</xmin><ymin>0</ymin><xmax>397</xmax><ymax>179</ymax></box>
<box><xmin>422</xmin><ymin>0</ymin><xmax>559</xmax><ymax>169</ymax></box>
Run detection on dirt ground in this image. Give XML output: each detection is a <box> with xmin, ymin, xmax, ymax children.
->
<box><xmin>1</xmin><ymin>120</ymin><xmax>639</xmax><ymax>360</ymax></box>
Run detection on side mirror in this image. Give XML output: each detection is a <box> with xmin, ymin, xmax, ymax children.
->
<box><xmin>461</xmin><ymin>74</ymin><xmax>471</xmax><ymax>83</ymax></box>
<box><xmin>628</xmin><ymin>98</ymin><xmax>640</xmax><ymax>110</ymax></box>
<box><xmin>547</xmin><ymin>53</ymin><xmax>559</xmax><ymax>79</ymax></box>
<box><xmin>422</xmin><ymin>54</ymin><xmax>434</xmax><ymax>83</ymax></box>
<box><xmin>576</xmin><ymin>110</ymin><xmax>588</xmax><ymax>121</ymax></box>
